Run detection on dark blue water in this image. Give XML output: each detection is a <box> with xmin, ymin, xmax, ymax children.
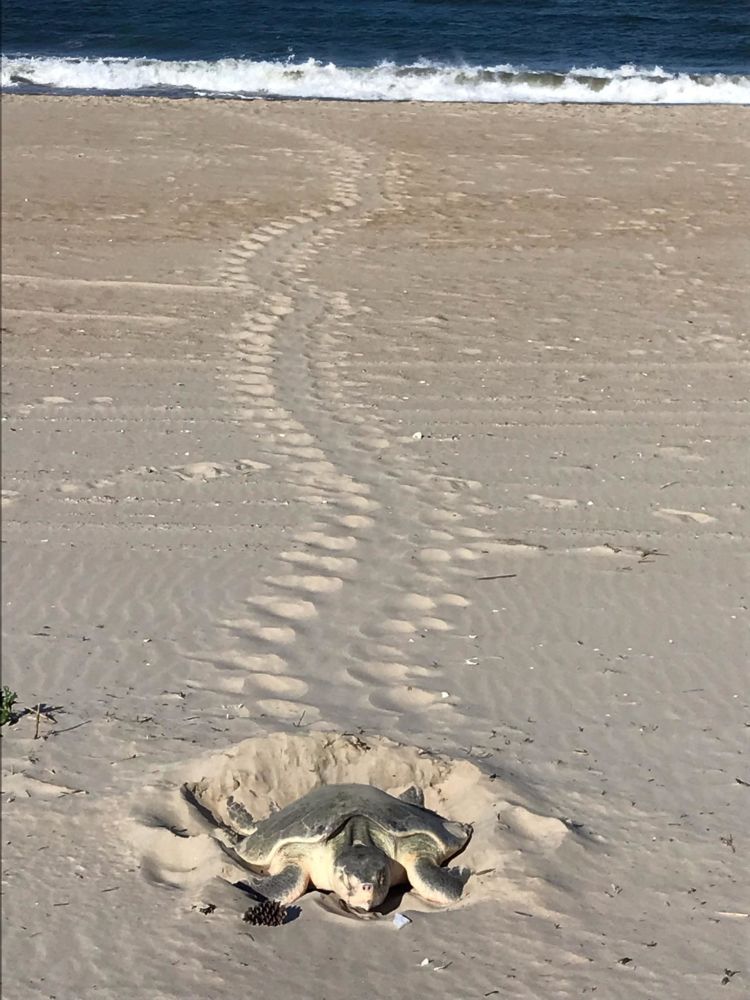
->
<box><xmin>4</xmin><ymin>0</ymin><xmax>750</xmax><ymax>72</ymax></box>
<box><xmin>2</xmin><ymin>0</ymin><xmax>749</xmax><ymax>102</ymax></box>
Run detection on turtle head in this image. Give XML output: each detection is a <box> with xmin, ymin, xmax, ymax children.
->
<box><xmin>332</xmin><ymin>844</ymin><xmax>391</xmax><ymax>912</ymax></box>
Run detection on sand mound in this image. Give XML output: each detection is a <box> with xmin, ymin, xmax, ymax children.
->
<box><xmin>129</xmin><ymin>731</ymin><xmax>576</xmax><ymax>916</ymax></box>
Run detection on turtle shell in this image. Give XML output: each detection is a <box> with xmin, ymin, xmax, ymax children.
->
<box><xmin>236</xmin><ymin>783</ymin><xmax>470</xmax><ymax>867</ymax></box>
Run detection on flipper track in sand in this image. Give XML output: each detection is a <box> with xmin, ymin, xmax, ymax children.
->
<box><xmin>189</xmin><ymin>118</ymin><xmax>527</xmax><ymax>734</ymax></box>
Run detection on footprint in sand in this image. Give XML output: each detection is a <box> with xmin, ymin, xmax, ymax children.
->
<box><xmin>368</xmin><ymin>686</ymin><xmax>453</xmax><ymax>714</ymax></box>
<box><xmin>256</xmin><ymin>699</ymin><xmax>320</xmax><ymax>723</ymax></box>
<box><xmin>377</xmin><ymin>619</ymin><xmax>419</xmax><ymax>635</ymax></box>
<box><xmin>336</xmin><ymin>514</ymin><xmax>375</xmax><ymax>531</ymax></box>
<box><xmin>168</xmin><ymin>459</ymin><xmax>270</xmax><ymax>481</ymax></box>
<box><xmin>220</xmin><ymin>619</ymin><xmax>298</xmax><ymax>644</ymax></box>
<box><xmin>280</xmin><ymin>551</ymin><xmax>357</xmax><ymax>576</ymax></box>
<box><xmin>497</xmin><ymin>805</ymin><xmax>569</xmax><ymax>852</ymax></box>
<box><xmin>246</xmin><ymin>595</ymin><xmax>318</xmax><ymax>622</ymax></box>
<box><xmin>656</xmin><ymin>445</ymin><xmax>704</xmax><ymax>463</ymax></box>
<box><xmin>526</xmin><ymin>494</ymin><xmax>580</xmax><ymax>510</ymax></box>
<box><xmin>438</xmin><ymin>593</ymin><xmax>471</xmax><ymax>608</ymax></box>
<box><xmin>416</xmin><ymin>548</ymin><xmax>453</xmax><ymax>564</ymax></box>
<box><xmin>467</xmin><ymin>539</ymin><xmax>546</xmax><ymax>556</ymax></box>
<box><xmin>205</xmin><ymin>651</ymin><xmax>289</xmax><ymax>675</ymax></box>
<box><xmin>392</xmin><ymin>593</ymin><xmax>437</xmax><ymax>613</ymax></box>
<box><xmin>63</xmin><ymin>457</ymin><xmax>272</xmax><ymax>496</ymax></box>
<box><xmin>348</xmin><ymin>661</ymin><xmax>424</xmax><ymax>687</ymax></box>
<box><xmin>265</xmin><ymin>573</ymin><xmax>344</xmax><ymax>595</ymax></box>
<box><xmin>368</xmin><ymin>614</ymin><xmax>453</xmax><ymax>637</ymax></box>
<box><xmin>654</xmin><ymin>508</ymin><xmax>717</xmax><ymax>525</ymax></box>
<box><xmin>169</xmin><ymin>462</ymin><xmax>230</xmax><ymax>482</ymax></box>
<box><xmin>186</xmin><ymin>674</ymin><xmax>247</xmax><ymax>695</ymax></box>
<box><xmin>188</xmin><ymin>666</ymin><xmax>313</xmax><ymax>718</ymax></box>
<box><xmin>244</xmin><ymin>673</ymin><xmax>309</xmax><ymax>699</ymax></box>
<box><xmin>420</xmin><ymin>616</ymin><xmax>453</xmax><ymax>632</ymax></box>
<box><xmin>432</xmin><ymin>475</ymin><xmax>482</xmax><ymax>493</ymax></box>
<box><xmin>294</xmin><ymin>530</ymin><xmax>358</xmax><ymax>552</ymax></box>
<box><xmin>39</xmin><ymin>395</ymin><xmax>72</xmax><ymax>405</ymax></box>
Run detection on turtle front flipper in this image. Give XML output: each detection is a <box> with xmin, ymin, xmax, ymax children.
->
<box><xmin>398</xmin><ymin>785</ymin><xmax>425</xmax><ymax>808</ymax></box>
<box><xmin>226</xmin><ymin>795</ymin><xmax>257</xmax><ymax>835</ymax></box>
<box><xmin>248</xmin><ymin>863</ymin><xmax>310</xmax><ymax>906</ymax></box>
<box><xmin>404</xmin><ymin>856</ymin><xmax>468</xmax><ymax>906</ymax></box>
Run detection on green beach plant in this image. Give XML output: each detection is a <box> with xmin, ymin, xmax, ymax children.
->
<box><xmin>1</xmin><ymin>686</ymin><xmax>19</xmax><ymax>726</ymax></box>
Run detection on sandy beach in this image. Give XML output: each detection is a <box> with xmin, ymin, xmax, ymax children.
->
<box><xmin>1</xmin><ymin>95</ymin><xmax>748</xmax><ymax>999</ymax></box>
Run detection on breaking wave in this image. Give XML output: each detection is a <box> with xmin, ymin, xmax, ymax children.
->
<box><xmin>2</xmin><ymin>55</ymin><xmax>749</xmax><ymax>104</ymax></box>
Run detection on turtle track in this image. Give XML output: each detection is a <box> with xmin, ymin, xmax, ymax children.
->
<box><xmin>187</xmin><ymin>116</ymin><xmax>506</xmax><ymax>738</ymax></box>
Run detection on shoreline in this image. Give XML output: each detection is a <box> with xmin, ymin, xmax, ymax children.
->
<box><xmin>4</xmin><ymin>89</ymin><xmax>750</xmax><ymax>114</ymax></box>
<box><xmin>4</xmin><ymin>86</ymin><xmax>750</xmax><ymax>106</ymax></box>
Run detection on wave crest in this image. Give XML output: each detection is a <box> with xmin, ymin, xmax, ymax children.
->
<box><xmin>2</xmin><ymin>55</ymin><xmax>749</xmax><ymax>104</ymax></box>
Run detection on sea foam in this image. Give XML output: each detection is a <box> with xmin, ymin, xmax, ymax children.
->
<box><xmin>2</xmin><ymin>55</ymin><xmax>749</xmax><ymax>104</ymax></box>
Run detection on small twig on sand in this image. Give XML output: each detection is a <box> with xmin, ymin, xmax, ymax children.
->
<box><xmin>720</xmin><ymin>834</ymin><xmax>736</xmax><ymax>854</ymax></box>
<box><xmin>639</xmin><ymin>548</ymin><xmax>667</xmax><ymax>562</ymax></box>
<box><xmin>476</xmin><ymin>573</ymin><xmax>517</xmax><ymax>582</ymax></box>
<box><xmin>34</xmin><ymin>703</ymin><xmax>42</xmax><ymax>739</ymax></box>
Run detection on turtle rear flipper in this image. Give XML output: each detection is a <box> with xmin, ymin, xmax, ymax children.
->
<box><xmin>227</xmin><ymin>795</ymin><xmax>257</xmax><ymax>835</ymax></box>
<box><xmin>405</xmin><ymin>855</ymin><xmax>468</xmax><ymax>906</ymax></box>
<box><xmin>398</xmin><ymin>785</ymin><xmax>425</xmax><ymax>808</ymax></box>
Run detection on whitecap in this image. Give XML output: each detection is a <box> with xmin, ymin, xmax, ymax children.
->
<box><xmin>2</xmin><ymin>55</ymin><xmax>749</xmax><ymax>104</ymax></box>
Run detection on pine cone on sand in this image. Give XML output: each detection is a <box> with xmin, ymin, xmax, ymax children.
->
<box><xmin>242</xmin><ymin>900</ymin><xmax>288</xmax><ymax>927</ymax></box>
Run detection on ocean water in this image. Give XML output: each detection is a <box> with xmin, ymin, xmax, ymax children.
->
<box><xmin>2</xmin><ymin>0</ymin><xmax>749</xmax><ymax>103</ymax></box>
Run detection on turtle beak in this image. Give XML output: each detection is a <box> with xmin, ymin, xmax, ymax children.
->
<box><xmin>348</xmin><ymin>883</ymin><xmax>376</xmax><ymax>912</ymax></box>
<box><xmin>356</xmin><ymin>884</ymin><xmax>375</xmax><ymax>912</ymax></box>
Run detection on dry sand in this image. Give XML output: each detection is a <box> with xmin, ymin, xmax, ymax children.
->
<box><xmin>1</xmin><ymin>95</ymin><xmax>748</xmax><ymax>999</ymax></box>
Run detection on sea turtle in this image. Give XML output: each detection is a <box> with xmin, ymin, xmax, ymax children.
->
<box><xmin>217</xmin><ymin>782</ymin><xmax>472</xmax><ymax>912</ymax></box>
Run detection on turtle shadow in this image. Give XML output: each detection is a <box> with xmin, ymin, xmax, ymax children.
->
<box><xmin>376</xmin><ymin>884</ymin><xmax>410</xmax><ymax>915</ymax></box>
